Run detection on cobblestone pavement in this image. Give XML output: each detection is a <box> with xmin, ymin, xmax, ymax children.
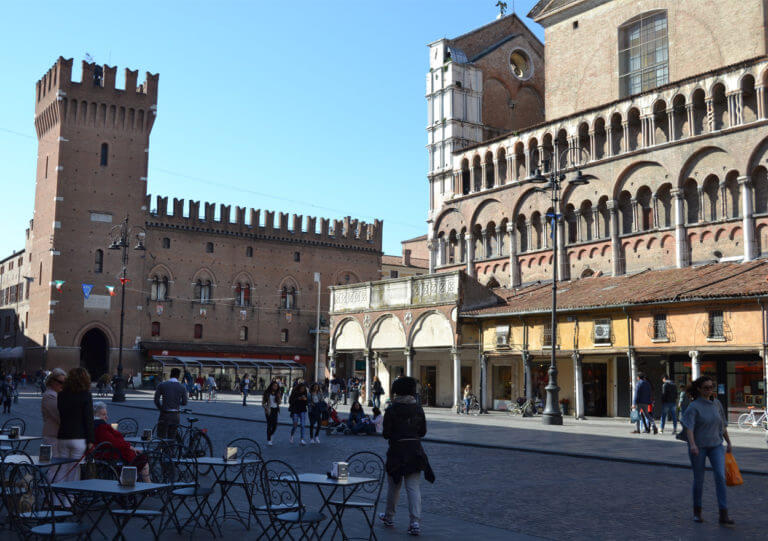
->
<box><xmin>6</xmin><ymin>389</ymin><xmax>767</xmax><ymax>540</ymax></box>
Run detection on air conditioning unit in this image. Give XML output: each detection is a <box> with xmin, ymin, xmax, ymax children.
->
<box><xmin>594</xmin><ymin>321</ymin><xmax>611</xmax><ymax>342</ymax></box>
<box><xmin>495</xmin><ymin>325</ymin><xmax>509</xmax><ymax>348</ymax></box>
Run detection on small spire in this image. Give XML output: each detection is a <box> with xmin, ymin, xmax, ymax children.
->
<box><xmin>496</xmin><ymin>1</ymin><xmax>510</xmax><ymax>19</ymax></box>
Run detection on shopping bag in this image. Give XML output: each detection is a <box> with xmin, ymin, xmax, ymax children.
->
<box><xmin>630</xmin><ymin>409</ymin><xmax>639</xmax><ymax>423</ymax></box>
<box><xmin>725</xmin><ymin>451</ymin><xmax>743</xmax><ymax>486</ymax></box>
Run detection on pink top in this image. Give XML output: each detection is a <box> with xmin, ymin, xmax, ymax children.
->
<box><xmin>41</xmin><ymin>388</ymin><xmax>60</xmax><ymax>439</ymax></box>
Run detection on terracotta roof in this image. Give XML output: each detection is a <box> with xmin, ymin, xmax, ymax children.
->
<box><xmin>381</xmin><ymin>255</ymin><xmax>429</xmax><ymax>268</ymax></box>
<box><xmin>462</xmin><ymin>261</ymin><xmax>768</xmax><ymax>316</ymax></box>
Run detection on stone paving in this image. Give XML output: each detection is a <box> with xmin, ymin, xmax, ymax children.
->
<box><xmin>4</xmin><ymin>389</ymin><xmax>767</xmax><ymax>540</ymax></box>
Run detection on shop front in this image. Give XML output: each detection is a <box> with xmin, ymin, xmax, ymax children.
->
<box><xmin>670</xmin><ymin>353</ymin><xmax>764</xmax><ymax>422</ymax></box>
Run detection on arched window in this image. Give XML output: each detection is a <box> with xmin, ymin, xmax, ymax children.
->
<box><xmin>280</xmin><ymin>285</ymin><xmax>297</xmax><ymax>309</ymax></box>
<box><xmin>151</xmin><ymin>276</ymin><xmax>159</xmax><ymax>301</ymax></box>
<box><xmin>194</xmin><ymin>324</ymin><xmax>203</xmax><ymax>339</ymax></box>
<box><xmin>280</xmin><ymin>286</ymin><xmax>287</xmax><ymax>308</ymax></box>
<box><xmin>195</xmin><ymin>279</ymin><xmax>212</xmax><ymax>304</ymax></box>
<box><xmin>151</xmin><ymin>321</ymin><xmax>160</xmax><ymax>337</ymax></box>
<box><xmin>240</xmin><ymin>326</ymin><xmax>248</xmax><ymax>341</ymax></box>
<box><xmin>205</xmin><ymin>242</ymin><xmax>214</xmax><ymax>253</ymax></box>
<box><xmin>94</xmin><ymin>249</ymin><xmax>103</xmax><ymax>273</ymax></box>
<box><xmin>100</xmin><ymin>143</ymin><xmax>109</xmax><ymax>166</ymax></box>
<box><xmin>162</xmin><ymin>237</ymin><xmax>171</xmax><ymax>249</ymax></box>
<box><xmin>158</xmin><ymin>276</ymin><xmax>168</xmax><ymax>301</ymax></box>
<box><xmin>245</xmin><ymin>246</ymin><xmax>253</xmax><ymax>257</ymax></box>
<box><xmin>235</xmin><ymin>283</ymin><xmax>242</xmax><ymax>306</ymax></box>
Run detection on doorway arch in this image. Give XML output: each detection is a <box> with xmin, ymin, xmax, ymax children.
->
<box><xmin>80</xmin><ymin>328</ymin><xmax>109</xmax><ymax>381</ymax></box>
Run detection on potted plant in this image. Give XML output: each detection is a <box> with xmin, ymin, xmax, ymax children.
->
<box><xmin>559</xmin><ymin>398</ymin><xmax>570</xmax><ymax>416</ymax></box>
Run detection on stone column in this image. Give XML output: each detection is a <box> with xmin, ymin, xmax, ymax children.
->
<box><xmin>606</xmin><ymin>125</ymin><xmax>614</xmax><ymax>156</ymax></box>
<box><xmin>495</xmin><ymin>225</ymin><xmax>503</xmax><ymax>257</ymax></box>
<box><xmin>495</xmin><ymin>158</ymin><xmax>504</xmax><ymax>186</ymax></box>
<box><xmin>719</xmin><ymin>182</ymin><xmax>728</xmax><ymax>220</ymax></box>
<box><xmin>479</xmin><ymin>353</ymin><xmax>488</xmax><ymax>412</ymax></box>
<box><xmin>405</xmin><ymin>347</ymin><xmax>413</xmax><ymax>378</ymax></box>
<box><xmin>622</xmin><ymin>121</ymin><xmax>629</xmax><ymax>153</ymax></box>
<box><xmin>441</xmin><ymin>237</ymin><xmax>448</xmax><ymax>266</ymax></box>
<box><xmin>575</xmin><ymin>210</ymin><xmax>583</xmax><ymax>242</ymax></box>
<box><xmin>428</xmin><ymin>240</ymin><xmax>436</xmax><ymax>274</ymax></box>
<box><xmin>469</xmin><ymin>164</ymin><xmax>476</xmax><ymax>193</ymax></box>
<box><xmin>526</xmin><ymin>221</ymin><xmax>533</xmax><ymax>253</ymax></box>
<box><xmin>740</xmin><ymin>175</ymin><xmax>755</xmax><ymax>261</ymax></box>
<box><xmin>508</xmin><ymin>223</ymin><xmax>520</xmax><ymax>287</ymax></box>
<box><xmin>706</xmin><ymin>98</ymin><xmax>714</xmax><ymax>132</ymax></box>
<box><xmin>452</xmin><ymin>348</ymin><xmax>461</xmax><ymax>410</ymax></box>
<box><xmin>731</xmin><ymin>92</ymin><xmax>743</xmax><ymax>126</ymax></box>
<box><xmin>481</xmin><ymin>163</ymin><xmax>488</xmax><ymax>190</ymax></box>
<box><xmin>667</xmin><ymin>108</ymin><xmax>675</xmax><ymax>142</ymax></box>
<box><xmin>510</xmin><ymin>154</ymin><xmax>519</xmax><ymax>182</ymax></box>
<box><xmin>630</xmin><ymin>198</ymin><xmax>639</xmax><ymax>232</ymax></box>
<box><xmin>689</xmin><ymin>350</ymin><xmax>701</xmax><ymax>380</ymax></box>
<box><xmin>608</xmin><ymin>200</ymin><xmax>622</xmax><ymax>276</ymax></box>
<box><xmin>672</xmin><ymin>189</ymin><xmax>687</xmax><ymax>268</ymax></box>
<box><xmin>453</xmin><ymin>171</ymin><xmax>461</xmax><ymax>195</ymax></box>
<box><xmin>525</xmin><ymin>149</ymin><xmax>532</xmax><ymax>179</ymax></box>
<box><xmin>364</xmin><ymin>350</ymin><xmax>372</xmax><ymax>406</ymax></box>
<box><xmin>642</xmin><ymin>116</ymin><xmax>653</xmax><ymax>147</ymax></box>
<box><xmin>697</xmin><ymin>187</ymin><xmax>705</xmax><ymax>223</ymax></box>
<box><xmin>652</xmin><ymin>194</ymin><xmax>659</xmax><ymax>229</ymax></box>
<box><xmin>573</xmin><ymin>352</ymin><xmax>585</xmax><ymax>420</ymax></box>
<box><xmin>481</xmin><ymin>230</ymin><xmax>489</xmax><ymax>259</ymax></box>
<box><xmin>523</xmin><ymin>351</ymin><xmax>533</xmax><ymax>402</ymax></box>
<box><xmin>687</xmin><ymin>103</ymin><xmax>696</xmax><ymax>135</ymax></box>
<box><xmin>589</xmin><ymin>131</ymin><xmax>596</xmax><ymax>161</ymax></box>
<box><xmin>592</xmin><ymin>209</ymin><xmax>600</xmax><ymax>239</ymax></box>
<box><xmin>464</xmin><ymin>232</ymin><xmax>475</xmax><ymax>277</ymax></box>
<box><xmin>757</xmin><ymin>86</ymin><xmax>766</xmax><ymax>120</ymax></box>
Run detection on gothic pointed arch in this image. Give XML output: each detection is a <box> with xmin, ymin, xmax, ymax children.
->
<box><xmin>332</xmin><ymin>317</ymin><xmax>366</xmax><ymax>352</ymax></box>
<box><xmin>368</xmin><ymin>314</ymin><xmax>407</xmax><ymax>350</ymax></box>
<box><xmin>408</xmin><ymin>310</ymin><xmax>454</xmax><ymax>349</ymax></box>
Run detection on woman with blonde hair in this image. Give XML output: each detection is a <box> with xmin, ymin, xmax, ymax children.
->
<box><xmin>57</xmin><ymin>367</ymin><xmax>95</xmax><ymax>481</ymax></box>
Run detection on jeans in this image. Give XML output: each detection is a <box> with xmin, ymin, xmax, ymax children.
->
<box><xmin>373</xmin><ymin>394</ymin><xmax>381</xmax><ymax>409</ymax></box>
<box><xmin>689</xmin><ymin>444</ymin><xmax>727</xmax><ymax>509</ymax></box>
<box><xmin>308</xmin><ymin>412</ymin><xmax>322</xmax><ymax>439</ymax></box>
<box><xmin>635</xmin><ymin>403</ymin><xmax>655</xmax><ymax>432</ymax></box>
<box><xmin>156</xmin><ymin>412</ymin><xmax>180</xmax><ymax>440</ymax></box>
<box><xmin>384</xmin><ymin>473</ymin><xmax>421</xmax><ymax>524</ymax></box>
<box><xmin>291</xmin><ymin>412</ymin><xmax>307</xmax><ymax>440</ymax></box>
<box><xmin>242</xmin><ymin>390</ymin><xmax>248</xmax><ymax>406</ymax></box>
<box><xmin>266</xmin><ymin>408</ymin><xmax>279</xmax><ymax>441</ymax></box>
<box><xmin>464</xmin><ymin>398</ymin><xmax>471</xmax><ymax>414</ymax></box>
<box><xmin>660</xmin><ymin>402</ymin><xmax>677</xmax><ymax>432</ymax></box>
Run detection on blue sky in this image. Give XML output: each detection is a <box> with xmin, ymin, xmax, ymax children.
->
<box><xmin>0</xmin><ymin>0</ymin><xmax>543</xmax><ymax>258</ymax></box>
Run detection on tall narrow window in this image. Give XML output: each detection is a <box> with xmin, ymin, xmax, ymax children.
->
<box><xmin>293</xmin><ymin>251</ymin><xmax>300</xmax><ymax>262</ymax></box>
<box><xmin>280</xmin><ymin>328</ymin><xmax>288</xmax><ymax>343</ymax></box>
<box><xmin>243</xmin><ymin>284</ymin><xmax>251</xmax><ymax>307</ymax></box>
<box><xmin>150</xmin><ymin>276</ymin><xmax>158</xmax><ymax>300</ymax></box>
<box><xmin>162</xmin><ymin>237</ymin><xmax>171</xmax><ymax>249</ymax></box>
<box><xmin>235</xmin><ymin>283</ymin><xmax>242</xmax><ymax>306</ymax></box>
<box><xmin>240</xmin><ymin>326</ymin><xmax>248</xmax><ymax>341</ymax></box>
<box><xmin>158</xmin><ymin>276</ymin><xmax>168</xmax><ymax>301</ymax></box>
<box><xmin>94</xmin><ymin>249</ymin><xmax>103</xmax><ymax>273</ymax></box>
<box><xmin>205</xmin><ymin>242</ymin><xmax>214</xmax><ymax>253</ymax></box>
<box><xmin>708</xmin><ymin>310</ymin><xmax>724</xmax><ymax>339</ymax></box>
<box><xmin>151</xmin><ymin>321</ymin><xmax>160</xmax><ymax>337</ymax></box>
<box><xmin>245</xmin><ymin>247</ymin><xmax>253</xmax><ymax>257</ymax></box>
<box><xmin>619</xmin><ymin>11</ymin><xmax>668</xmax><ymax>98</ymax></box>
<box><xmin>100</xmin><ymin>143</ymin><xmax>109</xmax><ymax>166</ymax></box>
<box><xmin>194</xmin><ymin>323</ymin><xmax>203</xmax><ymax>339</ymax></box>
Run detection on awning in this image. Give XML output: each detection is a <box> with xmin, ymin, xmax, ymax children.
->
<box><xmin>0</xmin><ymin>347</ymin><xmax>23</xmax><ymax>360</ymax></box>
<box><xmin>149</xmin><ymin>355</ymin><xmax>305</xmax><ymax>371</ymax></box>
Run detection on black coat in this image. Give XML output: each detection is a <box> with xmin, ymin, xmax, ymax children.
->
<box><xmin>382</xmin><ymin>399</ymin><xmax>435</xmax><ymax>483</ymax></box>
<box><xmin>288</xmin><ymin>388</ymin><xmax>308</xmax><ymax>414</ymax></box>
<box><xmin>57</xmin><ymin>390</ymin><xmax>95</xmax><ymax>443</ymax></box>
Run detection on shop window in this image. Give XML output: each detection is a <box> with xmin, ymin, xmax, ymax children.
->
<box><xmin>708</xmin><ymin>310</ymin><xmax>724</xmax><ymax>339</ymax></box>
<box><xmin>240</xmin><ymin>326</ymin><xmax>248</xmax><ymax>341</ymax></box>
<box><xmin>151</xmin><ymin>321</ymin><xmax>160</xmax><ymax>337</ymax></box>
<box><xmin>492</xmin><ymin>365</ymin><xmax>513</xmax><ymax>404</ymax></box>
<box><xmin>246</xmin><ymin>246</ymin><xmax>253</xmax><ymax>257</ymax></box>
<box><xmin>94</xmin><ymin>249</ymin><xmax>103</xmax><ymax>273</ymax></box>
<box><xmin>653</xmin><ymin>314</ymin><xmax>667</xmax><ymax>340</ymax></box>
<box><xmin>162</xmin><ymin>237</ymin><xmax>171</xmax><ymax>249</ymax></box>
<box><xmin>593</xmin><ymin>319</ymin><xmax>611</xmax><ymax>344</ymax></box>
<box><xmin>619</xmin><ymin>11</ymin><xmax>668</xmax><ymax>98</ymax></box>
<box><xmin>205</xmin><ymin>242</ymin><xmax>214</xmax><ymax>253</ymax></box>
<box><xmin>194</xmin><ymin>323</ymin><xmax>203</xmax><ymax>339</ymax></box>
<box><xmin>280</xmin><ymin>328</ymin><xmax>288</xmax><ymax>343</ymax></box>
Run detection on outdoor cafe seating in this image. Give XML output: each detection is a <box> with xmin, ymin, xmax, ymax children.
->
<box><xmin>0</xmin><ymin>424</ymin><xmax>384</xmax><ymax>540</ymax></box>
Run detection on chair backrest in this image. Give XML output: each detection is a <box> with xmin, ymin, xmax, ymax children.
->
<box><xmin>145</xmin><ymin>447</ymin><xmax>178</xmax><ymax>484</ymax></box>
<box><xmin>173</xmin><ymin>454</ymin><xmax>202</xmax><ymax>486</ymax></box>
<box><xmin>0</xmin><ymin>450</ymin><xmax>34</xmax><ymax>485</ymax></box>
<box><xmin>226</xmin><ymin>437</ymin><xmax>262</xmax><ymax>459</ymax></box>
<box><xmin>115</xmin><ymin>417</ymin><xmax>139</xmax><ymax>438</ymax></box>
<box><xmin>1</xmin><ymin>418</ymin><xmax>27</xmax><ymax>435</ymax></box>
<box><xmin>91</xmin><ymin>441</ymin><xmax>125</xmax><ymax>464</ymax></box>
<box><xmin>345</xmin><ymin>451</ymin><xmax>385</xmax><ymax>503</ymax></box>
<box><xmin>83</xmin><ymin>445</ymin><xmax>120</xmax><ymax>481</ymax></box>
<box><xmin>239</xmin><ymin>450</ymin><xmax>264</xmax><ymax>499</ymax></box>
<box><xmin>3</xmin><ymin>462</ymin><xmax>56</xmax><ymax>535</ymax></box>
<box><xmin>260</xmin><ymin>459</ymin><xmax>301</xmax><ymax>517</ymax></box>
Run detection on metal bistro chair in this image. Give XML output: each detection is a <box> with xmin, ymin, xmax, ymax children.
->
<box><xmin>164</xmin><ymin>454</ymin><xmax>220</xmax><ymax>537</ymax></box>
<box><xmin>0</xmin><ymin>418</ymin><xmax>27</xmax><ymax>452</ymax></box>
<box><xmin>115</xmin><ymin>417</ymin><xmax>139</xmax><ymax>438</ymax></box>
<box><xmin>219</xmin><ymin>438</ymin><xmax>262</xmax><ymax>528</ymax></box>
<box><xmin>327</xmin><ymin>451</ymin><xmax>385</xmax><ymax>541</ymax></box>
<box><xmin>239</xmin><ymin>450</ymin><xmax>281</xmax><ymax>536</ymax></box>
<box><xmin>260</xmin><ymin>459</ymin><xmax>325</xmax><ymax>540</ymax></box>
<box><xmin>2</xmin><ymin>460</ymin><xmax>88</xmax><ymax>539</ymax></box>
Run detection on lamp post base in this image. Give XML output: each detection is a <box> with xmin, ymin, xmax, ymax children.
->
<box><xmin>112</xmin><ymin>377</ymin><xmax>126</xmax><ymax>403</ymax></box>
<box><xmin>541</xmin><ymin>411</ymin><xmax>563</xmax><ymax>425</ymax></box>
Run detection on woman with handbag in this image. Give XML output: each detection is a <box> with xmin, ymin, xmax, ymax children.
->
<box><xmin>262</xmin><ymin>381</ymin><xmax>282</xmax><ymax>446</ymax></box>
<box><xmin>681</xmin><ymin>376</ymin><xmax>734</xmax><ymax>525</ymax></box>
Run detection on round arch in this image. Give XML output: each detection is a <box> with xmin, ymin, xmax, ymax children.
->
<box><xmin>332</xmin><ymin>318</ymin><xmax>366</xmax><ymax>352</ymax></box>
<box><xmin>612</xmin><ymin>161</ymin><xmax>669</xmax><ymax>200</ymax></box>
<box><xmin>677</xmin><ymin>146</ymin><xmax>734</xmax><ymax>189</ymax></box>
<box><xmin>470</xmin><ymin>198</ymin><xmax>509</xmax><ymax>228</ymax></box>
<box><xmin>368</xmin><ymin>314</ymin><xmax>407</xmax><ymax>350</ymax></box>
<box><xmin>147</xmin><ymin>263</ymin><xmax>175</xmax><ymax>282</ymax></box>
<box><xmin>80</xmin><ymin>327</ymin><xmax>110</xmax><ymax>381</ymax></box>
<box><xmin>408</xmin><ymin>311</ymin><xmax>454</xmax><ymax>349</ymax></box>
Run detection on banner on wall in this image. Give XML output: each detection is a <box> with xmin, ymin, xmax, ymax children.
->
<box><xmin>81</xmin><ymin>284</ymin><xmax>94</xmax><ymax>299</ymax></box>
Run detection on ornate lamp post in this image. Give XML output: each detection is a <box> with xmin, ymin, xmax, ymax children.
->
<box><xmin>528</xmin><ymin>147</ymin><xmax>589</xmax><ymax>425</ymax></box>
<box><xmin>108</xmin><ymin>216</ymin><xmax>145</xmax><ymax>402</ymax></box>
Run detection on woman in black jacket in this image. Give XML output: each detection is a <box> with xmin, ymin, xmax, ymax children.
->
<box><xmin>57</xmin><ymin>367</ymin><xmax>95</xmax><ymax>481</ymax></box>
<box><xmin>288</xmin><ymin>382</ymin><xmax>308</xmax><ymax>445</ymax></box>
<box><xmin>379</xmin><ymin>376</ymin><xmax>434</xmax><ymax>536</ymax></box>
<box><xmin>262</xmin><ymin>381</ymin><xmax>282</xmax><ymax>446</ymax></box>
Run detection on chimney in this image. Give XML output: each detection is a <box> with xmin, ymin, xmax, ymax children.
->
<box><xmin>403</xmin><ymin>249</ymin><xmax>412</xmax><ymax>267</ymax></box>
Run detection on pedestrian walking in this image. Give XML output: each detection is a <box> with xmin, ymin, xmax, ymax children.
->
<box><xmin>463</xmin><ymin>384</ymin><xmax>472</xmax><ymax>415</ymax></box>
<box><xmin>631</xmin><ymin>372</ymin><xmax>657</xmax><ymax>434</ymax></box>
<box><xmin>57</xmin><ymin>367</ymin><xmax>94</xmax><ymax>482</ymax></box>
<box><xmin>263</xmin><ymin>381</ymin><xmax>282</xmax><ymax>446</ymax></box>
<box><xmin>153</xmin><ymin>367</ymin><xmax>188</xmax><ymax>440</ymax></box>
<box><xmin>280</xmin><ymin>378</ymin><xmax>288</xmax><ymax>405</ymax></box>
<box><xmin>378</xmin><ymin>376</ymin><xmax>435</xmax><ymax>536</ymax></box>
<box><xmin>289</xmin><ymin>382</ymin><xmax>309</xmax><ymax>445</ymax></box>
<box><xmin>372</xmin><ymin>376</ymin><xmax>384</xmax><ymax>409</ymax></box>
<box><xmin>660</xmin><ymin>375</ymin><xmax>678</xmax><ymax>434</ymax></box>
<box><xmin>678</xmin><ymin>383</ymin><xmax>691</xmax><ymax>416</ymax></box>
<box><xmin>681</xmin><ymin>376</ymin><xmax>734</xmax><ymax>524</ymax></box>
<box><xmin>1</xmin><ymin>375</ymin><xmax>15</xmax><ymax>413</ymax></box>
<box><xmin>349</xmin><ymin>376</ymin><xmax>361</xmax><ymax>405</ymax></box>
<box><xmin>242</xmin><ymin>374</ymin><xmax>251</xmax><ymax>406</ymax></box>
<box><xmin>308</xmin><ymin>382</ymin><xmax>324</xmax><ymax>444</ymax></box>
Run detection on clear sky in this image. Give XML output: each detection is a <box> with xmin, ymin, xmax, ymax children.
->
<box><xmin>0</xmin><ymin>0</ymin><xmax>543</xmax><ymax>259</ymax></box>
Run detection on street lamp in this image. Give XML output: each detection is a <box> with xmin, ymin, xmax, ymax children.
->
<box><xmin>527</xmin><ymin>146</ymin><xmax>589</xmax><ymax>425</ymax></box>
<box><xmin>108</xmin><ymin>216</ymin><xmax>146</xmax><ymax>402</ymax></box>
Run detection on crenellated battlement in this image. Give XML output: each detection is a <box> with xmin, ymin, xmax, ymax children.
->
<box><xmin>145</xmin><ymin>194</ymin><xmax>383</xmax><ymax>252</ymax></box>
<box><xmin>34</xmin><ymin>57</ymin><xmax>158</xmax><ymax>138</ymax></box>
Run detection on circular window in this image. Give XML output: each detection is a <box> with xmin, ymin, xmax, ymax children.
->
<box><xmin>509</xmin><ymin>49</ymin><xmax>533</xmax><ymax>80</ymax></box>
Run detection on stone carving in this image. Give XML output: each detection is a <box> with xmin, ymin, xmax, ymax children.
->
<box><xmin>363</xmin><ymin>314</ymin><xmax>371</xmax><ymax>328</ymax></box>
<box><xmin>411</xmin><ymin>274</ymin><xmax>459</xmax><ymax>305</ymax></box>
<box><xmin>404</xmin><ymin>311</ymin><xmax>413</xmax><ymax>325</ymax></box>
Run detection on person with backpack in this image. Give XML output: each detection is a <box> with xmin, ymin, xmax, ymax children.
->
<box><xmin>660</xmin><ymin>375</ymin><xmax>679</xmax><ymax>434</ymax></box>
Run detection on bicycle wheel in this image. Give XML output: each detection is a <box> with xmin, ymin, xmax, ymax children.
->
<box><xmin>507</xmin><ymin>404</ymin><xmax>520</xmax><ymax>416</ymax></box>
<box><xmin>737</xmin><ymin>413</ymin><xmax>753</xmax><ymax>430</ymax></box>
<box><xmin>189</xmin><ymin>430</ymin><xmax>214</xmax><ymax>458</ymax></box>
<box><xmin>469</xmin><ymin>402</ymin><xmax>481</xmax><ymax>416</ymax></box>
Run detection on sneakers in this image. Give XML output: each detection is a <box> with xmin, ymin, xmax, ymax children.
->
<box><xmin>314</xmin><ymin>437</ymin><xmax>320</xmax><ymax>444</ymax></box>
<box><xmin>378</xmin><ymin>513</ymin><xmax>394</xmax><ymax>528</ymax></box>
<box><xmin>267</xmin><ymin>440</ymin><xmax>273</xmax><ymax>446</ymax></box>
<box><xmin>408</xmin><ymin>522</ymin><xmax>420</xmax><ymax>536</ymax></box>
<box><xmin>300</xmin><ymin>439</ymin><xmax>307</xmax><ymax>446</ymax></box>
<box><xmin>652</xmin><ymin>425</ymin><xmax>659</xmax><ymax>435</ymax></box>
<box><xmin>289</xmin><ymin>435</ymin><xmax>294</xmax><ymax>444</ymax></box>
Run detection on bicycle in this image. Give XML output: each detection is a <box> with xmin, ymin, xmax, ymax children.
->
<box><xmin>457</xmin><ymin>394</ymin><xmax>481</xmax><ymax>416</ymax></box>
<box><xmin>737</xmin><ymin>406</ymin><xmax>767</xmax><ymax>430</ymax></box>
<box><xmin>175</xmin><ymin>409</ymin><xmax>214</xmax><ymax>459</ymax></box>
<box><xmin>507</xmin><ymin>399</ymin><xmax>537</xmax><ymax>416</ymax></box>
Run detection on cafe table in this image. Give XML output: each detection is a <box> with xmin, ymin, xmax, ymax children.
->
<box><xmin>0</xmin><ymin>434</ymin><xmax>43</xmax><ymax>451</ymax></box>
<box><xmin>124</xmin><ymin>436</ymin><xmax>175</xmax><ymax>451</ymax></box>
<box><xmin>51</xmin><ymin>479</ymin><xmax>170</xmax><ymax>540</ymax></box>
<box><xmin>297</xmin><ymin>473</ymin><xmax>376</xmax><ymax>540</ymax></box>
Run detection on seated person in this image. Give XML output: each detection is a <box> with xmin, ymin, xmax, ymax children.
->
<box><xmin>348</xmin><ymin>401</ymin><xmax>366</xmax><ymax>431</ymax></box>
<box><xmin>93</xmin><ymin>401</ymin><xmax>151</xmax><ymax>481</ymax></box>
<box><xmin>371</xmin><ymin>407</ymin><xmax>383</xmax><ymax>434</ymax></box>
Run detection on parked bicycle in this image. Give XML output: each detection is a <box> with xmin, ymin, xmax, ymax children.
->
<box><xmin>507</xmin><ymin>398</ymin><xmax>537</xmax><ymax>416</ymax></box>
<box><xmin>457</xmin><ymin>394</ymin><xmax>481</xmax><ymax>416</ymax></box>
<box><xmin>737</xmin><ymin>406</ymin><xmax>767</xmax><ymax>430</ymax></box>
<box><xmin>175</xmin><ymin>409</ymin><xmax>214</xmax><ymax>458</ymax></box>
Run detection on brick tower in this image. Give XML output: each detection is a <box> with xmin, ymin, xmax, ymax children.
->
<box><xmin>27</xmin><ymin>57</ymin><xmax>158</xmax><ymax>378</ymax></box>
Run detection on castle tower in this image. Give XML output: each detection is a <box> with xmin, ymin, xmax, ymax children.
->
<box><xmin>27</xmin><ymin>57</ymin><xmax>158</xmax><ymax>378</ymax></box>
